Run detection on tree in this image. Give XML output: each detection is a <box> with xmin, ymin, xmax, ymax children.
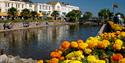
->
<box><xmin>51</xmin><ymin>11</ymin><xmax>60</xmax><ymax>20</ymax></box>
<box><xmin>30</xmin><ymin>11</ymin><xmax>38</xmax><ymax>20</ymax></box>
<box><xmin>115</xmin><ymin>12</ymin><xmax>124</xmax><ymax>18</ymax></box>
<box><xmin>20</xmin><ymin>8</ymin><xmax>30</xmax><ymax>20</ymax></box>
<box><xmin>8</xmin><ymin>7</ymin><xmax>17</xmax><ymax>20</ymax></box>
<box><xmin>98</xmin><ymin>8</ymin><xmax>111</xmax><ymax>22</ymax></box>
<box><xmin>83</xmin><ymin>11</ymin><xmax>93</xmax><ymax>20</ymax></box>
<box><xmin>66</xmin><ymin>10</ymin><xmax>82</xmax><ymax>22</ymax></box>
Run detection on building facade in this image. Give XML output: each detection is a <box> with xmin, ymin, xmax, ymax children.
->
<box><xmin>0</xmin><ymin>0</ymin><xmax>79</xmax><ymax>18</ymax></box>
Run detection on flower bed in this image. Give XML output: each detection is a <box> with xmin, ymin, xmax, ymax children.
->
<box><xmin>37</xmin><ymin>31</ymin><xmax>125</xmax><ymax>63</ymax></box>
<box><xmin>108</xmin><ymin>21</ymin><xmax>125</xmax><ymax>31</ymax></box>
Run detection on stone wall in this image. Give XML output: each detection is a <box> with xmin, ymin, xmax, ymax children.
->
<box><xmin>0</xmin><ymin>54</ymin><xmax>36</xmax><ymax>63</ymax></box>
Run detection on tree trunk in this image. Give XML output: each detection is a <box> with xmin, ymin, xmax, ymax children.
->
<box><xmin>54</xmin><ymin>16</ymin><xmax>56</xmax><ymax>20</ymax></box>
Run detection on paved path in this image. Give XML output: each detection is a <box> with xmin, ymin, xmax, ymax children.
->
<box><xmin>0</xmin><ymin>22</ymin><xmax>72</xmax><ymax>32</ymax></box>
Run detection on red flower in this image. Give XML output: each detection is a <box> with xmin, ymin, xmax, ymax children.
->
<box><xmin>111</xmin><ymin>53</ymin><xmax>123</xmax><ymax>61</ymax></box>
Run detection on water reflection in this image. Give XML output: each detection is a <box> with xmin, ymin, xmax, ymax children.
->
<box><xmin>0</xmin><ymin>24</ymin><xmax>99</xmax><ymax>59</ymax></box>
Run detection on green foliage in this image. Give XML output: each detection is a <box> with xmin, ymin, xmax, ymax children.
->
<box><xmin>8</xmin><ymin>7</ymin><xmax>17</xmax><ymax>16</ymax></box>
<box><xmin>66</xmin><ymin>10</ymin><xmax>82</xmax><ymax>22</ymax></box>
<box><xmin>98</xmin><ymin>8</ymin><xmax>112</xmax><ymax>21</ymax></box>
<box><xmin>20</xmin><ymin>8</ymin><xmax>30</xmax><ymax>19</ymax></box>
<box><xmin>30</xmin><ymin>11</ymin><xmax>38</xmax><ymax>17</ymax></box>
<box><xmin>83</xmin><ymin>11</ymin><xmax>93</xmax><ymax>20</ymax></box>
<box><xmin>51</xmin><ymin>11</ymin><xmax>60</xmax><ymax>20</ymax></box>
<box><xmin>7</xmin><ymin>7</ymin><xmax>17</xmax><ymax>20</ymax></box>
<box><xmin>30</xmin><ymin>11</ymin><xmax>38</xmax><ymax>20</ymax></box>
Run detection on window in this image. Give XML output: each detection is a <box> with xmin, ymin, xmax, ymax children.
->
<box><xmin>57</xmin><ymin>6</ymin><xmax>60</xmax><ymax>8</ymax></box>
<box><xmin>18</xmin><ymin>4</ymin><xmax>20</xmax><ymax>8</ymax></box>
<box><xmin>45</xmin><ymin>6</ymin><xmax>47</xmax><ymax>10</ymax></box>
<box><xmin>16</xmin><ymin>4</ymin><xmax>18</xmax><ymax>8</ymax></box>
<box><xmin>39</xmin><ymin>5</ymin><xmax>41</xmax><ymax>9</ymax></box>
<box><xmin>22</xmin><ymin>4</ymin><xmax>24</xmax><ymax>8</ymax></box>
<box><xmin>11</xmin><ymin>3</ymin><xmax>13</xmax><ymax>7</ymax></box>
<box><xmin>8</xmin><ymin>3</ymin><xmax>10</xmax><ymax>7</ymax></box>
<box><xmin>5</xmin><ymin>3</ymin><xmax>8</xmax><ymax>7</ymax></box>
<box><xmin>43</xmin><ymin>5</ymin><xmax>45</xmax><ymax>10</ymax></box>
<box><xmin>29</xmin><ymin>4</ymin><xmax>32</xmax><ymax>7</ymax></box>
<box><xmin>49</xmin><ymin>6</ymin><xmax>51</xmax><ymax>10</ymax></box>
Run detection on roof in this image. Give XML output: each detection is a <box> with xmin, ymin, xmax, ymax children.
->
<box><xmin>47</xmin><ymin>1</ymin><xmax>69</xmax><ymax>6</ymax></box>
<box><xmin>47</xmin><ymin>1</ymin><xmax>58</xmax><ymax>5</ymax></box>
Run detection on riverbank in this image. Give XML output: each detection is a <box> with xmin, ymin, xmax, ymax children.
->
<box><xmin>0</xmin><ymin>54</ymin><xmax>36</xmax><ymax>63</ymax></box>
<box><xmin>0</xmin><ymin>21</ymin><xmax>78</xmax><ymax>32</ymax></box>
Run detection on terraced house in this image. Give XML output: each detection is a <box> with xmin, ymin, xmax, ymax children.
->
<box><xmin>0</xmin><ymin>0</ymin><xmax>79</xmax><ymax>19</ymax></box>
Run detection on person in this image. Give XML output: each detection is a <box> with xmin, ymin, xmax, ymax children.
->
<box><xmin>113</xmin><ymin>16</ymin><xmax>118</xmax><ymax>24</ymax></box>
<box><xmin>46</xmin><ymin>21</ymin><xmax>48</xmax><ymax>25</ymax></box>
<box><xmin>0</xmin><ymin>49</ymin><xmax>4</xmax><ymax>55</ymax></box>
<box><xmin>3</xmin><ymin>23</ymin><xmax>6</xmax><ymax>30</ymax></box>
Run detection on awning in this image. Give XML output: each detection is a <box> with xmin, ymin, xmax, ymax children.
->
<box><xmin>37</xmin><ymin>13</ymin><xmax>43</xmax><ymax>16</ymax></box>
<box><xmin>0</xmin><ymin>12</ymin><xmax>8</xmax><ymax>16</ymax></box>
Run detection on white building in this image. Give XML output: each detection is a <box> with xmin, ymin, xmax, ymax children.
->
<box><xmin>34</xmin><ymin>3</ymin><xmax>53</xmax><ymax>16</ymax></box>
<box><xmin>0</xmin><ymin>0</ymin><xmax>34</xmax><ymax>18</ymax></box>
<box><xmin>47</xmin><ymin>2</ymin><xmax>80</xmax><ymax>16</ymax></box>
<box><xmin>0</xmin><ymin>0</ymin><xmax>80</xmax><ymax>18</ymax></box>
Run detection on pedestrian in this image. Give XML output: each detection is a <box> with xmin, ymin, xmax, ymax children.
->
<box><xmin>46</xmin><ymin>22</ymin><xmax>48</xmax><ymax>25</ymax></box>
<box><xmin>3</xmin><ymin>23</ymin><xmax>6</xmax><ymax>30</ymax></box>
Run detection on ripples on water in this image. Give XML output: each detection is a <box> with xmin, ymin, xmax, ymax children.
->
<box><xmin>0</xmin><ymin>24</ymin><xmax>100</xmax><ymax>59</ymax></box>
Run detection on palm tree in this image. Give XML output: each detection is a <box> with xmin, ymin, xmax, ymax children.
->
<box><xmin>20</xmin><ymin>8</ymin><xmax>30</xmax><ymax>20</ymax></box>
<box><xmin>66</xmin><ymin>10</ymin><xmax>82</xmax><ymax>22</ymax></box>
<box><xmin>98</xmin><ymin>8</ymin><xmax>111</xmax><ymax>22</ymax></box>
<box><xmin>51</xmin><ymin>11</ymin><xmax>59</xmax><ymax>20</ymax></box>
<box><xmin>30</xmin><ymin>11</ymin><xmax>37</xmax><ymax>20</ymax></box>
<box><xmin>83</xmin><ymin>11</ymin><xmax>93</xmax><ymax>20</ymax></box>
<box><xmin>8</xmin><ymin>7</ymin><xmax>17</xmax><ymax>20</ymax></box>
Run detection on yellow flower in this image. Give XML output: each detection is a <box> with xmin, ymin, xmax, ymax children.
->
<box><xmin>86</xmin><ymin>37</ymin><xmax>99</xmax><ymax>48</ymax></box>
<box><xmin>37</xmin><ymin>60</ymin><xmax>43</xmax><ymax>63</ymax></box>
<box><xmin>69</xmin><ymin>60</ymin><xmax>82</xmax><ymax>63</ymax></box>
<box><xmin>115</xmin><ymin>39</ymin><xmax>123</xmax><ymax>46</ymax></box>
<box><xmin>96</xmin><ymin>60</ymin><xmax>106</xmax><ymax>63</ymax></box>
<box><xmin>78</xmin><ymin>43</ymin><xmax>88</xmax><ymax>50</ymax></box>
<box><xmin>120</xmin><ymin>32</ymin><xmax>125</xmax><ymax>37</ymax></box>
<box><xmin>102</xmin><ymin>40</ymin><xmax>110</xmax><ymax>46</ymax></box>
<box><xmin>84</xmin><ymin>48</ymin><xmax>92</xmax><ymax>54</ymax></box>
<box><xmin>62</xmin><ymin>60</ymin><xmax>71</xmax><ymax>63</ymax></box>
<box><xmin>87</xmin><ymin>55</ymin><xmax>97</xmax><ymax>63</ymax></box>
<box><xmin>71</xmin><ymin>41</ymin><xmax>78</xmax><ymax>48</ymax></box>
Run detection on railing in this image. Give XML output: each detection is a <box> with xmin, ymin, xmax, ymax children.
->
<box><xmin>96</xmin><ymin>24</ymin><xmax>106</xmax><ymax>36</ymax></box>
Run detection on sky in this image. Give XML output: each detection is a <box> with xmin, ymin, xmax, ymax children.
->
<box><xmin>31</xmin><ymin>0</ymin><xmax>125</xmax><ymax>16</ymax></box>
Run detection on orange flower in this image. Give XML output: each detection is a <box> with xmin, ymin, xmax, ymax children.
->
<box><xmin>49</xmin><ymin>58</ymin><xmax>59</xmax><ymax>63</ymax></box>
<box><xmin>61</xmin><ymin>41</ymin><xmax>70</xmax><ymax>49</ymax></box>
<box><xmin>50</xmin><ymin>51</ymin><xmax>61</xmax><ymax>58</ymax></box>
<box><xmin>119</xmin><ymin>58</ymin><xmax>125</xmax><ymax>63</ymax></box>
<box><xmin>98</xmin><ymin>40</ymin><xmax>110</xmax><ymax>49</ymax></box>
<box><xmin>113</xmin><ymin>44</ymin><xmax>122</xmax><ymax>50</ymax></box>
<box><xmin>59</xmin><ymin>56</ymin><xmax>64</xmax><ymax>60</ymax></box>
<box><xmin>77</xmin><ymin>39</ymin><xmax>84</xmax><ymax>43</ymax></box>
<box><xmin>111</xmin><ymin>53</ymin><xmax>123</xmax><ymax>61</ymax></box>
<box><xmin>71</xmin><ymin>41</ymin><xmax>78</xmax><ymax>48</ymax></box>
